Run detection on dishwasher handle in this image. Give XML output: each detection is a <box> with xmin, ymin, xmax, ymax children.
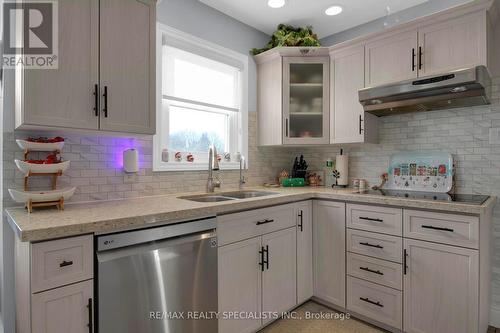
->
<box><xmin>97</xmin><ymin>217</ymin><xmax>217</xmax><ymax>252</ymax></box>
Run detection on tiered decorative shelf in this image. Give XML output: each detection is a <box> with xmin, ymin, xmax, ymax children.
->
<box><xmin>9</xmin><ymin>139</ymin><xmax>75</xmax><ymax>213</ymax></box>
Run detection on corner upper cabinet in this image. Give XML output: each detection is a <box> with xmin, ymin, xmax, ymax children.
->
<box><xmin>15</xmin><ymin>0</ymin><xmax>156</xmax><ymax>135</ymax></box>
<box><xmin>255</xmin><ymin>48</ymin><xmax>330</xmax><ymax>146</ymax></box>
<box><xmin>330</xmin><ymin>45</ymin><xmax>378</xmax><ymax>144</ymax></box>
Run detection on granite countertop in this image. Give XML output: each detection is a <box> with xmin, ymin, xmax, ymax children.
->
<box><xmin>5</xmin><ymin>186</ymin><xmax>496</xmax><ymax>242</ymax></box>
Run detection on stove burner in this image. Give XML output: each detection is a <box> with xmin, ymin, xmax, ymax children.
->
<box><xmin>353</xmin><ymin>189</ymin><xmax>489</xmax><ymax>205</ymax></box>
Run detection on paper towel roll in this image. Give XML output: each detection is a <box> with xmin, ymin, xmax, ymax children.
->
<box><xmin>123</xmin><ymin>149</ymin><xmax>139</xmax><ymax>173</ymax></box>
<box><xmin>336</xmin><ymin>154</ymin><xmax>348</xmax><ymax>186</ymax></box>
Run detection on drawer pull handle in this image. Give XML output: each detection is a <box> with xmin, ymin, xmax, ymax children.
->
<box><xmin>59</xmin><ymin>260</ymin><xmax>73</xmax><ymax>268</ymax></box>
<box><xmin>298</xmin><ymin>210</ymin><xmax>304</xmax><ymax>232</ymax></box>
<box><xmin>256</xmin><ymin>219</ymin><xmax>274</xmax><ymax>225</ymax></box>
<box><xmin>87</xmin><ymin>298</ymin><xmax>93</xmax><ymax>333</ymax></box>
<box><xmin>360</xmin><ymin>266</ymin><xmax>384</xmax><ymax>275</ymax></box>
<box><xmin>359</xmin><ymin>217</ymin><xmax>384</xmax><ymax>223</ymax></box>
<box><xmin>421</xmin><ymin>225</ymin><xmax>454</xmax><ymax>232</ymax></box>
<box><xmin>360</xmin><ymin>297</ymin><xmax>384</xmax><ymax>308</ymax></box>
<box><xmin>359</xmin><ymin>242</ymin><xmax>384</xmax><ymax>249</ymax></box>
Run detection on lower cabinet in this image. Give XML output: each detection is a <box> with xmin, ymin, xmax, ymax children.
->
<box><xmin>218</xmin><ymin>237</ymin><xmax>263</xmax><ymax>333</ymax></box>
<box><xmin>31</xmin><ymin>280</ymin><xmax>94</xmax><ymax>333</ymax></box>
<box><xmin>296</xmin><ymin>201</ymin><xmax>313</xmax><ymax>304</ymax></box>
<box><xmin>403</xmin><ymin>239</ymin><xmax>479</xmax><ymax>333</ymax></box>
<box><xmin>313</xmin><ymin>201</ymin><xmax>346</xmax><ymax>308</ymax></box>
<box><xmin>218</xmin><ymin>227</ymin><xmax>297</xmax><ymax>333</ymax></box>
<box><xmin>262</xmin><ymin>228</ymin><xmax>297</xmax><ymax>325</ymax></box>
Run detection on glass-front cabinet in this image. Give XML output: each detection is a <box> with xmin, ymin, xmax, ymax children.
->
<box><xmin>283</xmin><ymin>57</ymin><xmax>330</xmax><ymax>145</ymax></box>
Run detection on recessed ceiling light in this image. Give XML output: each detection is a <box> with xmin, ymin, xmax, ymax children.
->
<box><xmin>268</xmin><ymin>0</ymin><xmax>285</xmax><ymax>9</ymax></box>
<box><xmin>325</xmin><ymin>5</ymin><xmax>343</xmax><ymax>16</ymax></box>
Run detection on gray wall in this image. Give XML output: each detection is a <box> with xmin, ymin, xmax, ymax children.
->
<box><xmin>321</xmin><ymin>0</ymin><xmax>473</xmax><ymax>46</ymax></box>
<box><xmin>156</xmin><ymin>0</ymin><xmax>270</xmax><ymax>113</ymax></box>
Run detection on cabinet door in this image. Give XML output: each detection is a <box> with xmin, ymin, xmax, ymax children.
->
<box><xmin>330</xmin><ymin>45</ymin><xmax>378</xmax><ymax>144</ymax></box>
<box><xmin>99</xmin><ymin>0</ymin><xmax>156</xmax><ymax>134</ymax></box>
<box><xmin>313</xmin><ymin>201</ymin><xmax>346</xmax><ymax>308</ymax></box>
<box><xmin>296</xmin><ymin>201</ymin><xmax>313</xmax><ymax>304</ymax></box>
<box><xmin>365</xmin><ymin>30</ymin><xmax>418</xmax><ymax>86</ymax></box>
<box><xmin>19</xmin><ymin>0</ymin><xmax>99</xmax><ymax>130</ymax></box>
<box><xmin>283</xmin><ymin>57</ymin><xmax>330</xmax><ymax>145</ymax></box>
<box><xmin>218</xmin><ymin>237</ymin><xmax>262</xmax><ymax>333</ymax></box>
<box><xmin>403</xmin><ymin>239</ymin><xmax>479</xmax><ymax>333</ymax></box>
<box><xmin>31</xmin><ymin>280</ymin><xmax>94</xmax><ymax>333</ymax></box>
<box><xmin>262</xmin><ymin>228</ymin><xmax>297</xmax><ymax>325</ymax></box>
<box><xmin>418</xmin><ymin>12</ymin><xmax>487</xmax><ymax>77</ymax></box>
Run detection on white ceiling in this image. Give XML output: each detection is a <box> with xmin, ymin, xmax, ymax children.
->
<box><xmin>198</xmin><ymin>0</ymin><xmax>429</xmax><ymax>38</ymax></box>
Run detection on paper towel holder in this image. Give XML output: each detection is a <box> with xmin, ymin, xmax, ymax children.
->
<box><xmin>123</xmin><ymin>149</ymin><xmax>139</xmax><ymax>173</ymax></box>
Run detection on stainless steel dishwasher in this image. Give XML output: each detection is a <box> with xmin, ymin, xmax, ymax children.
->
<box><xmin>96</xmin><ymin>217</ymin><xmax>218</xmax><ymax>333</ymax></box>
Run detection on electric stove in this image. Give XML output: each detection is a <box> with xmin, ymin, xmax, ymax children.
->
<box><xmin>353</xmin><ymin>189</ymin><xmax>489</xmax><ymax>205</ymax></box>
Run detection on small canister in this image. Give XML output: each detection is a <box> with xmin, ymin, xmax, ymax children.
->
<box><xmin>359</xmin><ymin>179</ymin><xmax>367</xmax><ymax>190</ymax></box>
<box><xmin>352</xmin><ymin>178</ymin><xmax>360</xmax><ymax>188</ymax></box>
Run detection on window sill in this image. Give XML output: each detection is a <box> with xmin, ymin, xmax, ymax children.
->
<box><xmin>153</xmin><ymin>162</ymin><xmax>243</xmax><ymax>172</ymax></box>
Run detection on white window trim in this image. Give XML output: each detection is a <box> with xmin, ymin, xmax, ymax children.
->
<box><xmin>153</xmin><ymin>23</ymin><xmax>249</xmax><ymax>172</ymax></box>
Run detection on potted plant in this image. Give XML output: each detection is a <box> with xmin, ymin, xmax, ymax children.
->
<box><xmin>251</xmin><ymin>24</ymin><xmax>321</xmax><ymax>55</ymax></box>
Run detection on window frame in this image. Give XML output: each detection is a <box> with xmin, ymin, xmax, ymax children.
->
<box><xmin>153</xmin><ymin>23</ymin><xmax>249</xmax><ymax>172</ymax></box>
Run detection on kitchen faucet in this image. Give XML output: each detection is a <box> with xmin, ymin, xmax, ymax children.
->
<box><xmin>239</xmin><ymin>155</ymin><xmax>246</xmax><ymax>189</ymax></box>
<box><xmin>206</xmin><ymin>146</ymin><xmax>221</xmax><ymax>193</ymax></box>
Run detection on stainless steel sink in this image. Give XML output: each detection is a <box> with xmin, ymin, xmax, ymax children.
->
<box><xmin>180</xmin><ymin>191</ymin><xmax>278</xmax><ymax>202</ymax></box>
<box><xmin>222</xmin><ymin>191</ymin><xmax>279</xmax><ymax>199</ymax></box>
<box><xmin>179</xmin><ymin>195</ymin><xmax>237</xmax><ymax>203</ymax></box>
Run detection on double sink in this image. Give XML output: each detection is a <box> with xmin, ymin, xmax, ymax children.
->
<box><xmin>180</xmin><ymin>190</ymin><xmax>278</xmax><ymax>202</ymax></box>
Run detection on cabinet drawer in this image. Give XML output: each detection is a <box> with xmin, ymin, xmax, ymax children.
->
<box><xmin>217</xmin><ymin>204</ymin><xmax>295</xmax><ymax>246</ymax></box>
<box><xmin>347</xmin><ymin>276</ymin><xmax>402</xmax><ymax>330</ymax></box>
<box><xmin>31</xmin><ymin>235</ymin><xmax>93</xmax><ymax>293</ymax></box>
<box><xmin>347</xmin><ymin>229</ymin><xmax>402</xmax><ymax>263</ymax></box>
<box><xmin>347</xmin><ymin>253</ymin><xmax>402</xmax><ymax>290</ymax></box>
<box><xmin>347</xmin><ymin>204</ymin><xmax>402</xmax><ymax>236</ymax></box>
<box><xmin>403</xmin><ymin>210</ymin><xmax>479</xmax><ymax>249</ymax></box>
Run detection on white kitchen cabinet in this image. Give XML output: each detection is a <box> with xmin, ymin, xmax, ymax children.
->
<box><xmin>296</xmin><ymin>201</ymin><xmax>313</xmax><ymax>304</ymax></box>
<box><xmin>313</xmin><ymin>201</ymin><xmax>346</xmax><ymax>309</ymax></box>
<box><xmin>262</xmin><ymin>228</ymin><xmax>297</xmax><ymax>325</ymax></box>
<box><xmin>255</xmin><ymin>47</ymin><xmax>330</xmax><ymax>146</ymax></box>
<box><xmin>99</xmin><ymin>0</ymin><xmax>156</xmax><ymax>134</ymax></box>
<box><xmin>15</xmin><ymin>0</ymin><xmax>156</xmax><ymax>134</ymax></box>
<box><xmin>31</xmin><ymin>280</ymin><xmax>94</xmax><ymax>333</ymax></box>
<box><xmin>403</xmin><ymin>239</ymin><xmax>479</xmax><ymax>333</ymax></box>
<box><xmin>283</xmin><ymin>57</ymin><xmax>330</xmax><ymax>145</ymax></box>
<box><xmin>218</xmin><ymin>237</ymin><xmax>262</xmax><ymax>333</ymax></box>
<box><xmin>16</xmin><ymin>0</ymin><xmax>99</xmax><ymax>130</ymax></box>
<box><xmin>365</xmin><ymin>30</ymin><xmax>418</xmax><ymax>86</ymax></box>
<box><xmin>330</xmin><ymin>45</ymin><xmax>378</xmax><ymax>144</ymax></box>
<box><xmin>418</xmin><ymin>11</ymin><xmax>487</xmax><ymax>77</ymax></box>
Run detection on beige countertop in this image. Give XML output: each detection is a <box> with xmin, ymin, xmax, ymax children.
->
<box><xmin>5</xmin><ymin>187</ymin><xmax>496</xmax><ymax>242</ymax></box>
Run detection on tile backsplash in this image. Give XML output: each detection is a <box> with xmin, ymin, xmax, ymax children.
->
<box><xmin>2</xmin><ymin>112</ymin><xmax>294</xmax><ymax>206</ymax></box>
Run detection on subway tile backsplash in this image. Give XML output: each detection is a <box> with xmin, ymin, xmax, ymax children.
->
<box><xmin>2</xmin><ymin>112</ymin><xmax>294</xmax><ymax>206</ymax></box>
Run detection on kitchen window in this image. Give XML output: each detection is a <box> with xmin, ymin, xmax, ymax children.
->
<box><xmin>154</xmin><ymin>25</ymin><xmax>249</xmax><ymax>171</ymax></box>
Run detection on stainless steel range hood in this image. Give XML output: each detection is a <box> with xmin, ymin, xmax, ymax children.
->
<box><xmin>359</xmin><ymin>66</ymin><xmax>491</xmax><ymax>116</ymax></box>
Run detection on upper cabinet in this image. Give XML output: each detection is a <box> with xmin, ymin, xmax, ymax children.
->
<box><xmin>15</xmin><ymin>0</ymin><xmax>156</xmax><ymax>135</ymax></box>
<box><xmin>418</xmin><ymin>11</ymin><xmax>487</xmax><ymax>77</ymax></box>
<box><xmin>330</xmin><ymin>45</ymin><xmax>378</xmax><ymax>144</ymax></box>
<box><xmin>365</xmin><ymin>30</ymin><xmax>418</xmax><ymax>87</ymax></box>
<box><xmin>256</xmin><ymin>48</ymin><xmax>330</xmax><ymax>146</ymax></box>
